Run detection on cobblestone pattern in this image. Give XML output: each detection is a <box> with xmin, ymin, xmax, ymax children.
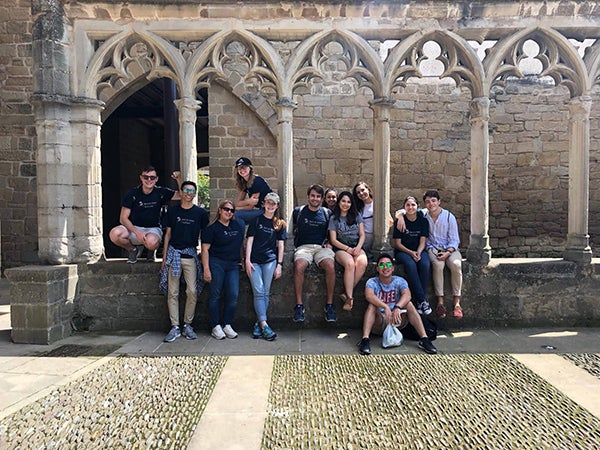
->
<box><xmin>0</xmin><ymin>356</ymin><xmax>227</xmax><ymax>449</ymax></box>
<box><xmin>264</xmin><ymin>354</ymin><xmax>600</xmax><ymax>449</ymax></box>
<box><xmin>562</xmin><ymin>353</ymin><xmax>600</xmax><ymax>380</ymax></box>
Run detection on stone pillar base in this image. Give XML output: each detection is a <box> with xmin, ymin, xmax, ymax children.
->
<box><xmin>563</xmin><ymin>233</ymin><xmax>592</xmax><ymax>265</ymax></box>
<box><xmin>5</xmin><ymin>265</ymin><xmax>78</xmax><ymax>344</ymax></box>
<box><xmin>466</xmin><ymin>234</ymin><xmax>491</xmax><ymax>266</ymax></box>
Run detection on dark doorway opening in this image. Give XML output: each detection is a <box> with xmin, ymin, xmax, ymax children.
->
<box><xmin>101</xmin><ymin>79</ymin><xmax>209</xmax><ymax>258</ymax></box>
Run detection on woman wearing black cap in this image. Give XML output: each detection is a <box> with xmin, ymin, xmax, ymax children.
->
<box><xmin>233</xmin><ymin>157</ymin><xmax>273</xmax><ymax>226</ymax></box>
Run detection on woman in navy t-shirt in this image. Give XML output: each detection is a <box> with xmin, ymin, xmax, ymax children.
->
<box><xmin>245</xmin><ymin>192</ymin><xmax>287</xmax><ymax>341</ymax></box>
<box><xmin>233</xmin><ymin>156</ymin><xmax>272</xmax><ymax>226</ymax></box>
<box><xmin>392</xmin><ymin>195</ymin><xmax>432</xmax><ymax>316</ymax></box>
<box><xmin>201</xmin><ymin>200</ymin><xmax>245</xmax><ymax>340</ymax></box>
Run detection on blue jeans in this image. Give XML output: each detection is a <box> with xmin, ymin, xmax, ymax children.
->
<box><xmin>394</xmin><ymin>250</ymin><xmax>431</xmax><ymax>302</ymax></box>
<box><xmin>249</xmin><ymin>260</ymin><xmax>277</xmax><ymax>323</ymax></box>
<box><xmin>208</xmin><ymin>257</ymin><xmax>240</xmax><ymax>328</ymax></box>
<box><xmin>235</xmin><ymin>208</ymin><xmax>264</xmax><ymax>228</ymax></box>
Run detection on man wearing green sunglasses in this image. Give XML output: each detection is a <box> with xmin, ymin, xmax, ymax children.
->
<box><xmin>160</xmin><ymin>181</ymin><xmax>209</xmax><ymax>343</ymax></box>
<box><xmin>358</xmin><ymin>253</ymin><xmax>438</xmax><ymax>355</ymax></box>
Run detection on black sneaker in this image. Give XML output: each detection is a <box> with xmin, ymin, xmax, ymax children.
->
<box><xmin>358</xmin><ymin>337</ymin><xmax>371</xmax><ymax>355</ymax></box>
<box><xmin>418</xmin><ymin>337</ymin><xmax>438</xmax><ymax>354</ymax></box>
<box><xmin>293</xmin><ymin>304</ymin><xmax>305</xmax><ymax>322</ymax></box>
<box><xmin>324</xmin><ymin>304</ymin><xmax>337</xmax><ymax>322</ymax></box>
<box><xmin>127</xmin><ymin>246</ymin><xmax>142</xmax><ymax>264</ymax></box>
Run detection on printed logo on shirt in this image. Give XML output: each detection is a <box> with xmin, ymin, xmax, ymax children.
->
<box><xmin>223</xmin><ymin>229</ymin><xmax>240</xmax><ymax>238</ymax></box>
<box><xmin>139</xmin><ymin>200</ymin><xmax>159</xmax><ymax>209</ymax></box>
<box><xmin>177</xmin><ymin>216</ymin><xmax>196</xmax><ymax>225</ymax></box>
<box><xmin>257</xmin><ymin>223</ymin><xmax>275</xmax><ymax>235</ymax></box>
<box><xmin>378</xmin><ymin>289</ymin><xmax>397</xmax><ymax>306</ymax></box>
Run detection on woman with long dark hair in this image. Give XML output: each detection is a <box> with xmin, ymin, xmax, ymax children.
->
<box><xmin>392</xmin><ymin>195</ymin><xmax>432</xmax><ymax>316</ymax></box>
<box><xmin>328</xmin><ymin>191</ymin><xmax>368</xmax><ymax>311</ymax></box>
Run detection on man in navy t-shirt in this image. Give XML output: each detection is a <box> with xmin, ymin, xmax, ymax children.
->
<box><xmin>291</xmin><ymin>184</ymin><xmax>336</xmax><ymax>323</ymax></box>
<box><xmin>109</xmin><ymin>166</ymin><xmax>180</xmax><ymax>263</ymax></box>
<box><xmin>161</xmin><ymin>180</ymin><xmax>209</xmax><ymax>343</ymax></box>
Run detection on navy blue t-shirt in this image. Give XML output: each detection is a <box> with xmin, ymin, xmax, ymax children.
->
<box><xmin>165</xmin><ymin>205</ymin><xmax>209</xmax><ymax>250</ymax></box>
<box><xmin>122</xmin><ymin>186</ymin><xmax>175</xmax><ymax>228</ymax></box>
<box><xmin>293</xmin><ymin>206</ymin><xmax>330</xmax><ymax>247</ymax></box>
<box><xmin>245</xmin><ymin>176</ymin><xmax>272</xmax><ymax>207</ymax></box>
<box><xmin>247</xmin><ymin>214</ymin><xmax>288</xmax><ymax>264</ymax></box>
<box><xmin>203</xmin><ymin>220</ymin><xmax>244</xmax><ymax>262</ymax></box>
<box><xmin>392</xmin><ymin>215</ymin><xmax>429</xmax><ymax>251</ymax></box>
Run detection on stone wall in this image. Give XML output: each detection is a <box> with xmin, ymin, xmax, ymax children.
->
<box><xmin>0</xmin><ymin>0</ymin><xmax>36</xmax><ymax>270</ymax></box>
<box><xmin>206</xmin><ymin>74</ymin><xmax>587</xmax><ymax>258</ymax></box>
<box><xmin>70</xmin><ymin>258</ymin><xmax>600</xmax><ymax>334</ymax></box>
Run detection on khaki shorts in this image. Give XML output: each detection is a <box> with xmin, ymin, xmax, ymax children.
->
<box><xmin>294</xmin><ymin>244</ymin><xmax>335</xmax><ymax>265</ymax></box>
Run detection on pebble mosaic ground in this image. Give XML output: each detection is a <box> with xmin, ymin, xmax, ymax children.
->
<box><xmin>561</xmin><ymin>353</ymin><xmax>600</xmax><ymax>379</ymax></box>
<box><xmin>1</xmin><ymin>353</ymin><xmax>599</xmax><ymax>449</ymax></box>
<box><xmin>0</xmin><ymin>356</ymin><xmax>226</xmax><ymax>449</ymax></box>
<box><xmin>263</xmin><ymin>354</ymin><xmax>600</xmax><ymax>449</ymax></box>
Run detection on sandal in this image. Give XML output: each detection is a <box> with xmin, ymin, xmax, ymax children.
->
<box><xmin>453</xmin><ymin>305</ymin><xmax>463</xmax><ymax>319</ymax></box>
<box><xmin>436</xmin><ymin>303</ymin><xmax>447</xmax><ymax>319</ymax></box>
<box><xmin>343</xmin><ymin>297</ymin><xmax>354</xmax><ymax>311</ymax></box>
<box><xmin>340</xmin><ymin>293</ymin><xmax>353</xmax><ymax>311</ymax></box>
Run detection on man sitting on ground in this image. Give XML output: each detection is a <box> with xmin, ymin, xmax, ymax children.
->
<box><xmin>358</xmin><ymin>253</ymin><xmax>438</xmax><ymax>355</ymax></box>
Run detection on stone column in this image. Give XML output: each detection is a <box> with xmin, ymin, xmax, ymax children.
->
<box><xmin>369</xmin><ymin>98</ymin><xmax>395</xmax><ymax>255</ymax></box>
<box><xmin>174</xmin><ymin>97</ymin><xmax>202</xmax><ymax>188</ymax></box>
<box><xmin>275</xmin><ymin>97</ymin><xmax>297</xmax><ymax>224</ymax></box>
<box><xmin>33</xmin><ymin>95</ymin><xmax>104</xmax><ymax>264</ymax></box>
<box><xmin>466</xmin><ymin>97</ymin><xmax>492</xmax><ymax>266</ymax></box>
<box><xmin>564</xmin><ymin>96</ymin><xmax>592</xmax><ymax>264</ymax></box>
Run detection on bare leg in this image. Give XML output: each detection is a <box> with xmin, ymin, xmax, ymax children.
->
<box><xmin>293</xmin><ymin>259</ymin><xmax>309</xmax><ymax>305</ymax></box>
<box><xmin>319</xmin><ymin>258</ymin><xmax>336</xmax><ymax>304</ymax></box>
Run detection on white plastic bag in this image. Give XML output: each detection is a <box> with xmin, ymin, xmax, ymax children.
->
<box><xmin>382</xmin><ymin>324</ymin><xmax>403</xmax><ymax>348</ymax></box>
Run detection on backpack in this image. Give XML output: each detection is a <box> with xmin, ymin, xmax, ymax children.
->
<box><xmin>402</xmin><ymin>316</ymin><xmax>437</xmax><ymax>341</ymax></box>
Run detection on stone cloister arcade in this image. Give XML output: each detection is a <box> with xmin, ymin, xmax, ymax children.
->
<box><xmin>32</xmin><ymin>2</ymin><xmax>600</xmax><ymax>267</ymax></box>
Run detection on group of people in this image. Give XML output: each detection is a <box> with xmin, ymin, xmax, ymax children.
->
<box><xmin>108</xmin><ymin>158</ymin><xmax>462</xmax><ymax>355</ymax></box>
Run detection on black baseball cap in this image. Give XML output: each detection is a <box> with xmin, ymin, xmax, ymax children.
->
<box><xmin>235</xmin><ymin>157</ymin><xmax>252</xmax><ymax>167</ymax></box>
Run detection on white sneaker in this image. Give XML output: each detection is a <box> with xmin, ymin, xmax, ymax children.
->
<box><xmin>222</xmin><ymin>324</ymin><xmax>238</xmax><ymax>339</ymax></box>
<box><xmin>211</xmin><ymin>325</ymin><xmax>225</xmax><ymax>340</ymax></box>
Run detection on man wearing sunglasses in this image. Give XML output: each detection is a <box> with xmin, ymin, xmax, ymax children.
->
<box><xmin>358</xmin><ymin>253</ymin><xmax>437</xmax><ymax>355</ymax></box>
<box><xmin>109</xmin><ymin>166</ymin><xmax>181</xmax><ymax>263</ymax></box>
<box><xmin>160</xmin><ymin>181</ymin><xmax>209</xmax><ymax>342</ymax></box>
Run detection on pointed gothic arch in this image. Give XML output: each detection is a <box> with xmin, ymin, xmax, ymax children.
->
<box><xmin>285</xmin><ymin>28</ymin><xmax>385</xmax><ymax>98</ymax></box>
<box><xmin>484</xmin><ymin>27</ymin><xmax>589</xmax><ymax>97</ymax></box>
<box><xmin>384</xmin><ymin>29</ymin><xmax>484</xmax><ymax>98</ymax></box>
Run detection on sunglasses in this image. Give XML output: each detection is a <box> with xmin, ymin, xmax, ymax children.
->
<box><xmin>182</xmin><ymin>188</ymin><xmax>196</xmax><ymax>195</ymax></box>
<box><xmin>378</xmin><ymin>262</ymin><xmax>393</xmax><ymax>269</ymax></box>
<box><xmin>221</xmin><ymin>206</ymin><xmax>235</xmax><ymax>213</ymax></box>
<box><xmin>141</xmin><ymin>175</ymin><xmax>157</xmax><ymax>181</ymax></box>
